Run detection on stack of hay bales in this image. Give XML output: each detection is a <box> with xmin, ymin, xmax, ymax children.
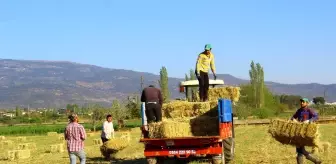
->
<box><xmin>192</xmin><ymin>86</ymin><xmax>240</xmax><ymax>102</ymax></box>
<box><xmin>7</xmin><ymin>150</ymin><xmax>31</xmax><ymax>160</ymax></box>
<box><xmin>49</xmin><ymin>143</ymin><xmax>65</xmax><ymax>153</ymax></box>
<box><xmin>268</xmin><ymin>119</ymin><xmax>320</xmax><ymax>147</ymax></box>
<box><xmin>100</xmin><ymin>138</ymin><xmax>130</xmax><ymax>159</ymax></box>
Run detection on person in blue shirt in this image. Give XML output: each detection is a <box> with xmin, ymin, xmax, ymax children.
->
<box><xmin>291</xmin><ymin>98</ymin><xmax>322</xmax><ymax>164</ymax></box>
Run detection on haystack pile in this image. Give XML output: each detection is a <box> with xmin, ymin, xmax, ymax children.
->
<box><xmin>192</xmin><ymin>87</ymin><xmax>241</xmax><ymax>102</ymax></box>
<box><xmin>268</xmin><ymin>119</ymin><xmax>320</xmax><ymax>147</ymax></box>
<box><xmin>162</xmin><ymin>100</ymin><xmax>217</xmax><ymax>118</ymax></box>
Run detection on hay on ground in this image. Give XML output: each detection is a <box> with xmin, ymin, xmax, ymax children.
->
<box><xmin>148</xmin><ymin>116</ymin><xmax>219</xmax><ymax>138</ymax></box>
<box><xmin>16</xmin><ymin>137</ymin><xmax>26</xmax><ymax>142</ymax></box>
<box><xmin>0</xmin><ymin>136</ymin><xmax>5</xmax><ymax>140</ymax></box>
<box><xmin>193</xmin><ymin>87</ymin><xmax>241</xmax><ymax>102</ymax></box>
<box><xmin>268</xmin><ymin>119</ymin><xmax>320</xmax><ymax>147</ymax></box>
<box><xmin>7</xmin><ymin>150</ymin><xmax>31</xmax><ymax>160</ymax></box>
<box><xmin>87</xmin><ymin>133</ymin><xmax>95</xmax><ymax>137</ymax></box>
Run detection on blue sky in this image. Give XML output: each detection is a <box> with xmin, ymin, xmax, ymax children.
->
<box><xmin>0</xmin><ymin>0</ymin><xmax>335</xmax><ymax>84</ymax></box>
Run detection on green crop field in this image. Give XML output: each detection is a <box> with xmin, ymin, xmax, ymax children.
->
<box><xmin>0</xmin><ymin>124</ymin><xmax>334</xmax><ymax>164</ymax></box>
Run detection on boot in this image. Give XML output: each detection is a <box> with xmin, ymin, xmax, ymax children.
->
<box><xmin>306</xmin><ymin>154</ymin><xmax>322</xmax><ymax>164</ymax></box>
<box><xmin>297</xmin><ymin>155</ymin><xmax>304</xmax><ymax>164</ymax></box>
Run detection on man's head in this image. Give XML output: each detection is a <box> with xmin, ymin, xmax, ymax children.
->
<box><xmin>68</xmin><ymin>113</ymin><xmax>78</xmax><ymax>123</ymax></box>
<box><xmin>300</xmin><ymin>98</ymin><xmax>309</xmax><ymax>108</ymax></box>
<box><xmin>204</xmin><ymin>44</ymin><xmax>212</xmax><ymax>55</ymax></box>
<box><xmin>106</xmin><ymin>114</ymin><xmax>112</xmax><ymax>122</ymax></box>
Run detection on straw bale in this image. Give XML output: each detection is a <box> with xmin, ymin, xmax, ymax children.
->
<box><xmin>7</xmin><ymin>150</ymin><xmax>31</xmax><ymax>160</ymax></box>
<box><xmin>120</xmin><ymin>132</ymin><xmax>131</xmax><ymax>142</ymax></box>
<box><xmin>100</xmin><ymin>138</ymin><xmax>130</xmax><ymax>158</ymax></box>
<box><xmin>0</xmin><ymin>136</ymin><xmax>5</xmax><ymax>140</ymax></box>
<box><xmin>16</xmin><ymin>150</ymin><xmax>31</xmax><ymax>159</ymax></box>
<box><xmin>93</xmin><ymin>139</ymin><xmax>102</xmax><ymax>145</ymax></box>
<box><xmin>49</xmin><ymin>144</ymin><xmax>64</xmax><ymax>153</ymax></box>
<box><xmin>47</xmin><ymin>132</ymin><xmax>58</xmax><ymax>136</ymax></box>
<box><xmin>268</xmin><ymin>119</ymin><xmax>320</xmax><ymax>147</ymax></box>
<box><xmin>193</xmin><ymin>87</ymin><xmax>241</xmax><ymax>102</ymax></box>
<box><xmin>87</xmin><ymin>133</ymin><xmax>95</xmax><ymax>137</ymax></box>
<box><xmin>17</xmin><ymin>143</ymin><xmax>30</xmax><ymax>150</ymax></box>
<box><xmin>113</xmin><ymin>141</ymin><xmax>145</xmax><ymax>160</ymax></box>
<box><xmin>1</xmin><ymin>140</ymin><xmax>14</xmax><ymax>147</ymax></box>
<box><xmin>16</xmin><ymin>137</ymin><xmax>26</xmax><ymax>142</ymax></box>
<box><xmin>162</xmin><ymin>101</ymin><xmax>211</xmax><ymax>118</ymax></box>
<box><xmin>7</xmin><ymin>151</ymin><xmax>16</xmax><ymax>161</ymax></box>
<box><xmin>58</xmin><ymin>135</ymin><xmax>65</xmax><ymax>141</ymax></box>
<box><xmin>148</xmin><ymin>116</ymin><xmax>219</xmax><ymax>138</ymax></box>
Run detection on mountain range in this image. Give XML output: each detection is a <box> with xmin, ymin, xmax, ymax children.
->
<box><xmin>0</xmin><ymin>59</ymin><xmax>335</xmax><ymax>109</ymax></box>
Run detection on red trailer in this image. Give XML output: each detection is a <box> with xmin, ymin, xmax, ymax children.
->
<box><xmin>140</xmin><ymin>95</ymin><xmax>235</xmax><ymax>163</ymax></box>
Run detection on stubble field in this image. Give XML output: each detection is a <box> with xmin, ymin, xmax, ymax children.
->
<box><xmin>0</xmin><ymin>124</ymin><xmax>335</xmax><ymax>164</ymax></box>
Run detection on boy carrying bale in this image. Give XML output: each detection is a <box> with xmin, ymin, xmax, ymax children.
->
<box><xmin>290</xmin><ymin>98</ymin><xmax>322</xmax><ymax>164</ymax></box>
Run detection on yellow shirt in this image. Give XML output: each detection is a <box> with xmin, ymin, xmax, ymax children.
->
<box><xmin>196</xmin><ymin>52</ymin><xmax>216</xmax><ymax>75</ymax></box>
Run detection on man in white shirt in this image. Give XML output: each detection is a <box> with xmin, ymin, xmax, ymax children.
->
<box><xmin>101</xmin><ymin>114</ymin><xmax>114</xmax><ymax>143</ymax></box>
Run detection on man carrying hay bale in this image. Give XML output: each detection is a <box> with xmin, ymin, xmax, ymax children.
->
<box><xmin>195</xmin><ymin>44</ymin><xmax>217</xmax><ymax>102</ymax></box>
<box><xmin>290</xmin><ymin>98</ymin><xmax>322</xmax><ymax>164</ymax></box>
<box><xmin>141</xmin><ymin>84</ymin><xmax>163</xmax><ymax>123</ymax></box>
<box><xmin>64</xmin><ymin>114</ymin><xmax>86</xmax><ymax>164</ymax></box>
<box><xmin>101</xmin><ymin>114</ymin><xmax>115</xmax><ymax>143</ymax></box>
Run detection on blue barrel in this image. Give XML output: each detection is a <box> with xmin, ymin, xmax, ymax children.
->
<box><xmin>218</xmin><ymin>98</ymin><xmax>233</xmax><ymax>122</ymax></box>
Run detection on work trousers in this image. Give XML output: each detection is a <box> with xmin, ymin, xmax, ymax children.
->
<box><xmin>145</xmin><ymin>103</ymin><xmax>162</xmax><ymax>123</ymax></box>
<box><xmin>68</xmin><ymin>149</ymin><xmax>86</xmax><ymax>164</ymax></box>
<box><xmin>101</xmin><ymin>137</ymin><xmax>109</xmax><ymax>143</ymax></box>
<box><xmin>197</xmin><ymin>71</ymin><xmax>209</xmax><ymax>101</ymax></box>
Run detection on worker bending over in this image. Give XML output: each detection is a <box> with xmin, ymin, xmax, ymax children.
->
<box><xmin>291</xmin><ymin>98</ymin><xmax>322</xmax><ymax>164</ymax></box>
<box><xmin>195</xmin><ymin>44</ymin><xmax>217</xmax><ymax>102</ymax></box>
<box><xmin>101</xmin><ymin>114</ymin><xmax>114</xmax><ymax>143</ymax></box>
<box><xmin>141</xmin><ymin>85</ymin><xmax>163</xmax><ymax>123</ymax></box>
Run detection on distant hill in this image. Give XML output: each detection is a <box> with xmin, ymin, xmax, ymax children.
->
<box><xmin>0</xmin><ymin>59</ymin><xmax>335</xmax><ymax>109</ymax></box>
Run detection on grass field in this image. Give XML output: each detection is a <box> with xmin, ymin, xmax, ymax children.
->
<box><xmin>0</xmin><ymin>124</ymin><xmax>334</xmax><ymax>164</ymax></box>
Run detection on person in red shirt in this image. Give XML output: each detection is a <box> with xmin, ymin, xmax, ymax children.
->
<box><xmin>64</xmin><ymin>114</ymin><xmax>86</xmax><ymax>164</ymax></box>
<box><xmin>291</xmin><ymin>98</ymin><xmax>321</xmax><ymax>164</ymax></box>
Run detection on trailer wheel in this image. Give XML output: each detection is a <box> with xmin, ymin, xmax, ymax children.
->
<box><xmin>223</xmin><ymin>137</ymin><xmax>234</xmax><ymax>163</ymax></box>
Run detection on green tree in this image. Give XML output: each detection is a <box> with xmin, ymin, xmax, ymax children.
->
<box><xmin>159</xmin><ymin>66</ymin><xmax>170</xmax><ymax>102</ymax></box>
<box><xmin>189</xmin><ymin>69</ymin><xmax>197</xmax><ymax>101</ymax></box>
<box><xmin>125</xmin><ymin>95</ymin><xmax>141</xmax><ymax>118</ymax></box>
<box><xmin>313</xmin><ymin>97</ymin><xmax>325</xmax><ymax>105</ymax></box>
<box><xmin>91</xmin><ymin>104</ymin><xmax>105</xmax><ymax>132</ymax></box>
<box><xmin>248</xmin><ymin>61</ymin><xmax>265</xmax><ymax>108</ymax></box>
<box><xmin>249</xmin><ymin>61</ymin><xmax>257</xmax><ymax>108</ymax></box>
<box><xmin>15</xmin><ymin>106</ymin><xmax>22</xmax><ymax>117</ymax></box>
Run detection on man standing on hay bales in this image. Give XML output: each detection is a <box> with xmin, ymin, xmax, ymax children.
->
<box><xmin>195</xmin><ymin>44</ymin><xmax>217</xmax><ymax>102</ymax></box>
<box><xmin>141</xmin><ymin>84</ymin><xmax>163</xmax><ymax>123</ymax></box>
<box><xmin>101</xmin><ymin>114</ymin><xmax>114</xmax><ymax>143</ymax></box>
<box><xmin>64</xmin><ymin>114</ymin><xmax>86</xmax><ymax>164</ymax></box>
<box><xmin>290</xmin><ymin>98</ymin><xmax>322</xmax><ymax>164</ymax></box>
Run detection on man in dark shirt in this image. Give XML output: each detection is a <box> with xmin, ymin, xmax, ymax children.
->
<box><xmin>141</xmin><ymin>85</ymin><xmax>163</xmax><ymax>123</ymax></box>
<box><xmin>291</xmin><ymin>98</ymin><xmax>321</xmax><ymax>164</ymax></box>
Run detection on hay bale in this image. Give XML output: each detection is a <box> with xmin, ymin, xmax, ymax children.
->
<box><xmin>16</xmin><ymin>150</ymin><xmax>31</xmax><ymax>159</ymax></box>
<box><xmin>7</xmin><ymin>150</ymin><xmax>31</xmax><ymax>160</ymax></box>
<box><xmin>193</xmin><ymin>87</ymin><xmax>241</xmax><ymax>102</ymax></box>
<box><xmin>120</xmin><ymin>132</ymin><xmax>131</xmax><ymax>142</ymax></box>
<box><xmin>47</xmin><ymin>132</ymin><xmax>58</xmax><ymax>136</ymax></box>
<box><xmin>0</xmin><ymin>136</ymin><xmax>5</xmax><ymax>140</ymax></box>
<box><xmin>58</xmin><ymin>136</ymin><xmax>65</xmax><ymax>141</ymax></box>
<box><xmin>148</xmin><ymin>116</ymin><xmax>219</xmax><ymax>138</ymax></box>
<box><xmin>87</xmin><ymin>133</ymin><xmax>95</xmax><ymax>137</ymax></box>
<box><xmin>2</xmin><ymin>140</ymin><xmax>14</xmax><ymax>147</ymax></box>
<box><xmin>162</xmin><ymin>101</ymin><xmax>212</xmax><ymax>118</ymax></box>
<box><xmin>16</xmin><ymin>137</ymin><xmax>26</xmax><ymax>142</ymax></box>
<box><xmin>49</xmin><ymin>144</ymin><xmax>64</xmax><ymax>153</ymax></box>
<box><xmin>100</xmin><ymin>138</ymin><xmax>130</xmax><ymax>158</ymax></box>
<box><xmin>17</xmin><ymin>143</ymin><xmax>30</xmax><ymax>150</ymax></box>
<box><xmin>268</xmin><ymin>119</ymin><xmax>319</xmax><ymax>147</ymax></box>
<box><xmin>93</xmin><ymin>139</ymin><xmax>102</xmax><ymax>145</ymax></box>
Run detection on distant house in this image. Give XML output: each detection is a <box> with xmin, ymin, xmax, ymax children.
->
<box><xmin>0</xmin><ymin>112</ymin><xmax>15</xmax><ymax>118</ymax></box>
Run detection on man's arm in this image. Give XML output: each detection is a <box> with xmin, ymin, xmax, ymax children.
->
<box><xmin>210</xmin><ymin>54</ymin><xmax>216</xmax><ymax>75</ymax></box>
<box><xmin>291</xmin><ymin>109</ymin><xmax>300</xmax><ymax>120</ymax></box>
<box><xmin>308</xmin><ymin>109</ymin><xmax>319</xmax><ymax>122</ymax></box>
<box><xmin>79</xmin><ymin>125</ymin><xmax>86</xmax><ymax>140</ymax></box>
<box><xmin>141</xmin><ymin>89</ymin><xmax>146</xmax><ymax>102</ymax></box>
<box><xmin>195</xmin><ymin>54</ymin><xmax>201</xmax><ymax>76</ymax></box>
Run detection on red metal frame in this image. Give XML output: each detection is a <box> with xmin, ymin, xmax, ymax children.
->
<box><xmin>140</xmin><ymin>122</ymin><xmax>233</xmax><ymax>158</ymax></box>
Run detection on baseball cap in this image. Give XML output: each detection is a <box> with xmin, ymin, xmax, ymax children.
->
<box><xmin>300</xmin><ymin>98</ymin><xmax>309</xmax><ymax>103</ymax></box>
<box><xmin>204</xmin><ymin>44</ymin><xmax>212</xmax><ymax>50</ymax></box>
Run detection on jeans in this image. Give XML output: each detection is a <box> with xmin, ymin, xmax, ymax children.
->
<box><xmin>145</xmin><ymin>103</ymin><xmax>162</xmax><ymax>123</ymax></box>
<box><xmin>69</xmin><ymin>149</ymin><xmax>86</xmax><ymax>164</ymax></box>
